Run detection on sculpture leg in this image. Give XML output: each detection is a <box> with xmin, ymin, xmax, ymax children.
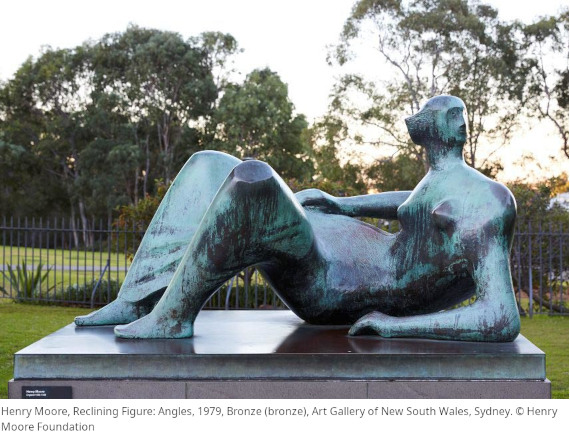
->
<box><xmin>75</xmin><ymin>151</ymin><xmax>241</xmax><ymax>326</ymax></box>
<box><xmin>114</xmin><ymin>160</ymin><xmax>316</xmax><ymax>338</ymax></box>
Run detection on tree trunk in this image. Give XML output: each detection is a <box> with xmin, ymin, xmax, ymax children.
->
<box><xmin>134</xmin><ymin>165</ymin><xmax>139</xmax><ymax>205</ymax></box>
<box><xmin>69</xmin><ymin>206</ymin><xmax>79</xmax><ymax>249</ymax></box>
<box><xmin>144</xmin><ymin>134</ymin><xmax>150</xmax><ymax>197</ymax></box>
<box><xmin>78</xmin><ymin>199</ymin><xmax>91</xmax><ymax>248</ymax></box>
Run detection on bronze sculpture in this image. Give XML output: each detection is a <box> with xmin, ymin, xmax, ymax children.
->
<box><xmin>75</xmin><ymin>95</ymin><xmax>520</xmax><ymax>342</ymax></box>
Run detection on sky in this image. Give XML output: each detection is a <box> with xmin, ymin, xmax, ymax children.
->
<box><xmin>0</xmin><ymin>0</ymin><xmax>568</xmax><ymax>182</ymax></box>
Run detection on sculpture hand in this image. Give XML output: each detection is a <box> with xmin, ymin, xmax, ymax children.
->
<box><xmin>348</xmin><ymin>311</ymin><xmax>393</xmax><ymax>337</ymax></box>
<box><xmin>295</xmin><ymin>189</ymin><xmax>341</xmax><ymax>214</ymax></box>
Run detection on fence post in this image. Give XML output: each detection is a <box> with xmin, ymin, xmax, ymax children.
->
<box><xmin>558</xmin><ymin>223</ymin><xmax>565</xmax><ymax>312</ymax></box>
<box><xmin>90</xmin><ymin>258</ymin><xmax>111</xmax><ymax>308</ymax></box>
<box><xmin>538</xmin><ymin>220</ymin><xmax>543</xmax><ymax>312</ymax></box>
<box><xmin>528</xmin><ymin>221</ymin><xmax>533</xmax><ymax>319</ymax></box>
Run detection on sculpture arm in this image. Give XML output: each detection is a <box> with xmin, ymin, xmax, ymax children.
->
<box><xmin>349</xmin><ymin>241</ymin><xmax>521</xmax><ymax>342</ymax></box>
<box><xmin>295</xmin><ymin>189</ymin><xmax>411</xmax><ymax>220</ymax></box>
<box><xmin>336</xmin><ymin>192</ymin><xmax>411</xmax><ymax>219</ymax></box>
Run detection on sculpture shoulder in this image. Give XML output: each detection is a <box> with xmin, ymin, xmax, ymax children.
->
<box><xmin>430</xmin><ymin>173</ymin><xmax>516</xmax><ymax>233</ymax></box>
<box><xmin>486</xmin><ymin>181</ymin><xmax>517</xmax><ymax>239</ymax></box>
<box><xmin>459</xmin><ymin>166</ymin><xmax>516</xmax><ymax>217</ymax></box>
<box><xmin>488</xmin><ymin>180</ymin><xmax>517</xmax><ymax>216</ymax></box>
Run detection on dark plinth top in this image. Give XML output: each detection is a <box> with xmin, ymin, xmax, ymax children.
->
<box><xmin>14</xmin><ymin>310</ymin><xmax>545</xmax><ymax>381</ymax></box>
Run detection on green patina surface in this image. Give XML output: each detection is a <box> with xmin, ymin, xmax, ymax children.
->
<box><xmin>76</xmin><ymin>95</ymin><xmax>520</xmax><ymax>342</ymax></box>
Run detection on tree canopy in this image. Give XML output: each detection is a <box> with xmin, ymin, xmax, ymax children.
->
<box><xmin>520</xmin><ymin>9</ymin><xmax>569</xmax><ymax>157</ymax></box>
<box><xmin>210</xmin><ymin>68</ymin><xmax>314</xmax><ymax>180</ymax></box>
<box><xmin>1</xmin><ymin>3</ymin><xmax>568</xmax><ymax>231</ymax></box>
<box><xmin>325</xmin><ymin>0</ymin><xmax>568</xmax><ymax>182</ymax></box>
<box><xmin>0</xmin><ymin>27</ymin><xmax>313</xmax><ymax>233</ymax></box>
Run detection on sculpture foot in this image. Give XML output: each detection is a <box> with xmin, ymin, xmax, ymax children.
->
<box><xmin>74</xmin><ymin>298</ymin><xmax>141</xmax><ymax>326</ymax></box>
<box><xmin>114</xmin><ymin>312</ymin><xmax>194</xmax><ymax>339</ymax></box>
<box><xmin>348</xmin><ymin>311</ymin><xmax>392</xmax><ymax>337</ymax></box>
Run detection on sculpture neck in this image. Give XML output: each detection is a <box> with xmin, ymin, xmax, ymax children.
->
<box><xmin>425</xmin><ymin>143</ymin><xmax>465</xmax><ymax>171</ymax></box>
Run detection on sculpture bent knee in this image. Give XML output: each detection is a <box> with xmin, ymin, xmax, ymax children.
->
<box><xmin>75</xmin><ymin>95</ymin><xmax>520</xmax><ymax>342</ymax></box>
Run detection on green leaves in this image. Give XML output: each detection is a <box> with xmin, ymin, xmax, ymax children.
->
<box><xmin>520</xmin><ymin>10</ymin><xmax>569</xmax><ymax>157</ymax></box>
<box><xmin>0</xmin><ymin>261</ymin><xmax>52</xmax><ymax>301</ymax></box>
<box><xmin>0</xmin><ymin>26</ymin><xmax>230</xmax><ymax>222</ymax></box>
<box><xmin>327</xmin><ymin>0</ymin><xmax>554</xmax><ymax>180</ymax></box>
<box><xmin>211</xmin><ymin>68</ymin><xmax>313</xmax><ymax>181</ymax></box>
<box><xmin>0</xmin><ymin>25</ymin><xmax>317</xmax><ymax>224</ymax></box>
<box><xmin>90</xmin><ymin>26</ymin><xmax>218</xmax><ymax>184</ymax></box>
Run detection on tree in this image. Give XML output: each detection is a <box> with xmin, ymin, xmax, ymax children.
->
<box><xmin>365</xmin><ymin>152</ymin><xmax>425</xmax><ymax>192</ymax></box>
<box><xmin>210</xmin><ymin>68</ymin><xmax>314</xmax><ymax>180</ymax></box>
<box><xmin>194</xmin><ymin>32</ymin><xmax>242</xmax><ymax>95</ymax></box>
<box><xmin>0</xmin><ymin>141</ymin><xmax>37</xmax><ymax>217</ymax></box>
<box><xmin>508</xmin><ymin>174</ymin><xmax>569</xmax><ymax>227</ymax></box>
<box><xmin>0</xmin><ymin>46</ymin><xmax>98</xmax><ymax>240</ymax></box>
<box><xmin>90</xmin><ymin>26</ymin><xmax>218</xmax><ymax>187</ymax></box>
<box><xmin>304</xmin><ymin>115</ymin><xmax>368</xmax><ymax>194</ymax></box>
<box><xmin>521</xmin><ymin>9</ymin><xmax>569</xmax><ymax>157</ymax></box>
<box><xmin>76</xmin><ymin>139</ymin><xmax>143</xmax><ymax>216</ymax></box>
<box><xmin>0</xmin><ymin>27</ymin><xmax>232</xmax><ymax>229</ymax></box>
<box><xmin>0</xmin><ymin>27</ymin><xmax>318</xmax><ymax>228</ymax></box>
<box><xmin>328</xmin><ymin>0</ymin><xmax>526</xmax><ymax>177</ymax></box>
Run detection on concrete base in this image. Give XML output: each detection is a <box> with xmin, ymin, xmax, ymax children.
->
<box><xmin>9</xmin><ymin>310</ymin><xmax>550</xmax><ymax>399</ymax></box>
<box><xmin>9</xmin><ymin>379</ymin><xmax>551</xmax><ymax>399</ymax></box>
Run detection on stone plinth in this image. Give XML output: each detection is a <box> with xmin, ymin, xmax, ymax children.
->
<box><xmin>9</xmin><ymin>310</ymin><xmax>550</xmax><ymax>399</ymax></box>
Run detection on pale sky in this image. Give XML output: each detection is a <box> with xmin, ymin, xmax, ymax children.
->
<box><xmin>0</xmin><ymin>0</ymin><xmax>568</xmax><ymax>182</ymax></box>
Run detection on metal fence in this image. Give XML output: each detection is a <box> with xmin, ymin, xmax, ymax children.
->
<box><xmin>0</xmin><ymin>217</ymin><xmax>283</xmax><ymax>310</ymax></box>
<box><xmin>511</xmin><ymin>221</ymin><xmax>569</xmax><ymax>317</ymax></box>
<box><xmin>0</xmin><ymin>216</ymin><xmax>568</xmax><ymax>316</ymax></box>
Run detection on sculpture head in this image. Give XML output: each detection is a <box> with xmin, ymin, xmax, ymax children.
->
<box><xmin>405</xmin><ymin>95</ymin><xmax>468</xmax><ymax>148</ymax></box>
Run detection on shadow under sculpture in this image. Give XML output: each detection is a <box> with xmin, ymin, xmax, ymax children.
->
<box><xmin>75</xmin><ymin>95</ymin><xmax>520</xmax><ymax>342</ymax></box>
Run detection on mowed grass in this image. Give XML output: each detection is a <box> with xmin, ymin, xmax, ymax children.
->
<box><xmin>520</xmin><ymin>315</ymin><xmax>569</xmax><ymax>399</ymax></box>
<box><xmin>0</xmin><ymin>245</ymin><xmax>129</xmax><ymax>268</ymax></box>
<box><xmin>1</xmin><ymin>245</ymin><xmax>129</xmax><ymax>298</ymax></box>
<box><xmin>0</xmin><ymin>301</ymin><xmax>94</xmax><ymax>399</ymax></box>
<box><xmin>0</xmin><ymin>302</ymin><xmax>567</xmax><ymax>399</ymax></box>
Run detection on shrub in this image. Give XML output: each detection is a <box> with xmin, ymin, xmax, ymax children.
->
<box><xmin>0</xmin><ymin>261</ymin><xmax>52</xmax><ymax>301</ymax></box>
<box><xmin>63</xmin><ymin>279</ymin><xmax>121</xmax><ymax>306</ymax></box>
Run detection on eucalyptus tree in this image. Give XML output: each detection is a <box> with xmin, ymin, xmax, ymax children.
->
<box><xmin>211</xmin><ymin>68</ymin><xmax>314</xmax><ymax>181</ymax></box>
<box><xmin>0</xmin><ymin>46</ymin><xmax>98</xmax><ymax>242</ymax></box>
<box><xmin>521</xmin><ymin>9</ymin><xmax>569</xmax><ymax>157</ymax></box>
<box><xmin>0</xmin><ymin>141</ymin><xmax>37</xmax><ymax>217</ymax></box>
<box><xmin>328</xmin><ymin>0</ymin><xmax>525</xmax><ymax>176</ymax></box>
<box><xmin>90</xmin><ymin>26</ymin><xmax>218</xmax><ymax>188</ymax></box>
<box><xmin>303</xmin><ymin>114</ymin><xmax>368</xmax><ymax>193</ymax></box>
<box><xmin>0</xmin><ymin>27</ymin><xmax>315</xmax><ymax>227</ymax></box>
<box><xmin>194</xmin><ymin>31</ymin><xmax>241</xmax><ymax>95</ymax></box>
<box><xmin>0</xmin><ymin>27</ymin><xmax>228</xmax><ymax>230</ymax></box>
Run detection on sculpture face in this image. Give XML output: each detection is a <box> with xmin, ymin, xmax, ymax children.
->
<box><xmin>443</xmin><ymin>105</ymin><xmax>468</xmax><ymax>146</ymax></box>
<box><xmin>405</xmin><ymin>95</ymin><xmax>468</xmax><ymax>147</ymax></box>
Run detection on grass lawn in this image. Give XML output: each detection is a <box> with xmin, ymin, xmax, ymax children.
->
<box><xmin>0</xmin><ymin>302</ymin><xmax>567</xmax><ymax>399</ymax></box>
<box><xmin>0</xmin><ymin>301</ymin><xmax>94</xmax><ymax>399</ymax></box>
<box><xmin>520</xmin><ymin>315</ymin><xmax>569</xmax><ymax>399</ymax></box>
<box><xmin>0</xmin><ymin>245</ymin><xmax>129</xmax><ymax>268</ymax></box>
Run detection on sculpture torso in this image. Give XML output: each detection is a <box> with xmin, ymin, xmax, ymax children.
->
<box><xmin>264</xmin><ymin>161</ymin><xmax>516</xmax><ymax>325</ymax></box>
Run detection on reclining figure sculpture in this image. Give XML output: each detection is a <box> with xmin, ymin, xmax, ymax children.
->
<box><xmin>75</xmin><ymin>95</ymin><xmax>520</xmax><ymax>341</ymax></box>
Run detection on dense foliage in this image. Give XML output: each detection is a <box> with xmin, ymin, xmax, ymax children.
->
<box><xmin>0</xmin><ymin>27</ymin><xmax>316</xmax><ymax>231</ymax></box>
